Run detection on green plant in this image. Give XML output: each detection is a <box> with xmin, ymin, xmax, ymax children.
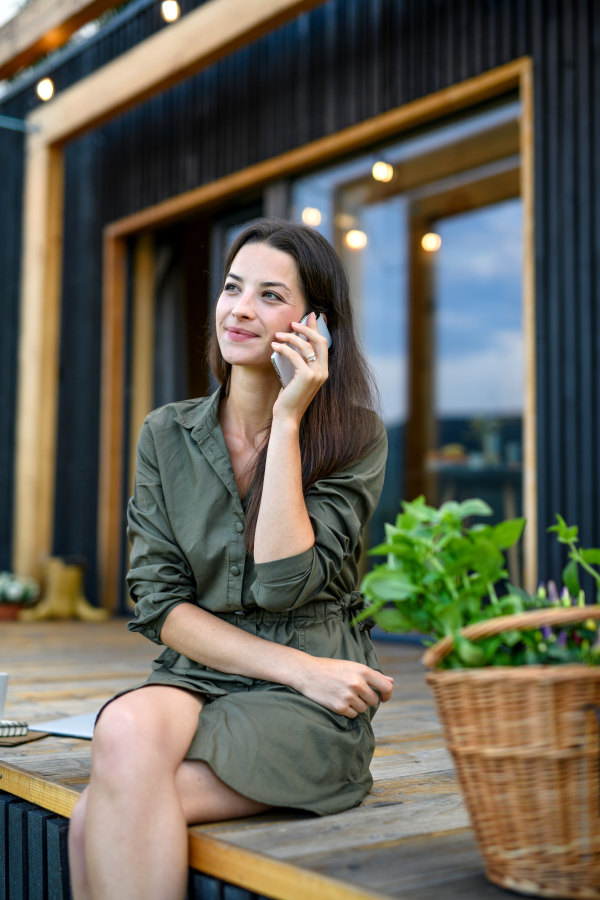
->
<box><xmin>0</xmin><ymin>572</ymin><xmax>39</xmax><ymax>605</ymax></box>
<box><xmin>356</xmin><ymin>499</ymin><xmax>600</xmax><ymax>668</ymax></box>
<box><xmin>548</xmin><ymin>514</ymin><xmax>600</xmax><ymax>602</ymax></box>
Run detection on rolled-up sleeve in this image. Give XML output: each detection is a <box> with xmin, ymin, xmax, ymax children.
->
<box><xmin>126</xmin><ymin>420</ymin><xmax>196</xmax><ymax>645</ymax></box>
<box><xmin>250</xmin><ymin>422</ymin><xmax>387</xmax><ymax>611</ymax></box>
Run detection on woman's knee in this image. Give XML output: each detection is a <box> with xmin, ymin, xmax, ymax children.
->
<box><xmin>92</xmin><ymin>698</ymin><xmax>162</xmax><ymax>783</ymax></box>
<box><xmin>92</xmin><ymin>688</ymin><xmax>200</xmax><ymax>785</ymax></box>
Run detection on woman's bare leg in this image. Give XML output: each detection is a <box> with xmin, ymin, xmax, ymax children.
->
<box><xmin>82</xmin><ymin>686</ymin><xmax>202</xmax><ymax>900</ymax></box>
<box><xmin>69</xmin><ymin>787</ymin><xmax>91</xmax><ymax>900</ymax></box>
<box><xmin>175</xmin><ymin>760</ymin><xmax>272</xmax><ymax>824</ymax></box>
<box><xmin>70</xmin><ymin>686</ymin><xmax>272</xmax><ymax>900</ymax></box>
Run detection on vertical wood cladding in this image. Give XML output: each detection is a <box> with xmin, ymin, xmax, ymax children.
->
<box><xmin>0</xmin><ymin>105</ymin><xmax>24</xmax><ymax>570</ymax></box>
<box><xmin>0</xmin><ymin>0</ymin><xmax>598</xmax><ymax>597</ymax></box>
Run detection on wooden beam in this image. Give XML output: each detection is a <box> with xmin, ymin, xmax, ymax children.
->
<box><xmin>0</xmin><ymin>762</ymin><xmax>79</xmax><ymax>820</ymax></box>
<box><xmin>0</xmin><ymin>0</ymin><xmax>121</xmax><ymax>80</ymax></box>
<box><xmin>520</xmin><ymin>58</ymin><xmax>537</xmax><ymax>592</ymax></box>
<box><xmin>406</xmin><ymin>214</ymin><xmax>437</xmax><ymax>504</ymax></box>
<box><xmin>13</xmin><ymin>136</ymin><xmax>64</xmax><ymax>580</ymax></box>
<box><xmin>97</xmin><ymin>234</ymin><xmax>128</xmax><ymax>613</ymax></box>
<box><xmin>128</xmin><ymin>234</ymin><xmax>156</xmax><ymax>498</ymax></box>
<box><xmin>107</xmin><ymin>58</ymin><xmax>529</xmax><ymax>238</ymax></box>
<box><xmin>28</xmin><ymin>0</ymin><xmax>327</xmax><ymax>146</ymax></box>
<box><xmin>188</xmin><ymin>831</ymin><xmax>389</xmax><ymax>900</ymax></box>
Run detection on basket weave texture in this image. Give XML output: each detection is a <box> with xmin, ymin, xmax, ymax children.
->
<box><xmin>424</xmin><ymin>607</ymin><xmax>600</xmax><ymax>899</ymax></box>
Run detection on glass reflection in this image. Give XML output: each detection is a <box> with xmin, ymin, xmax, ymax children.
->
<box><xmin>290</xmin><ymin>100</ymin><xmax>523</xmax><ymax>569</ymax></box>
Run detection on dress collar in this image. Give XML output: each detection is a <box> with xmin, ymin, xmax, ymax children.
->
<box><xmin>173</xmin><ymin>385</ymin><xmax>222</xmax><ymax>440</ymax></box>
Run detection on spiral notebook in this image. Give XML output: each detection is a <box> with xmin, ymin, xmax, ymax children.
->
<box><xmin>0</xmin><ymin>720</ymin><xmax>28</xmax><ymax>738</ymax></box>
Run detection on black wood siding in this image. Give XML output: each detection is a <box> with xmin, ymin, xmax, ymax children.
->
<box><xmin>0</xmin><ymin>111</ymin><xmax>23</xmax><ymax>570</ymax></box>
<box><xmin>0</xmin><ymin>0</ymin><xmax>598</xmax><ymax>598</ymax></box>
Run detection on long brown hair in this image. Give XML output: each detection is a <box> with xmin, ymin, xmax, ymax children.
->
<box><xmin>208</xmin><ymin>218</ymin><xmax>382</xmax><ymax>553</ymax></box>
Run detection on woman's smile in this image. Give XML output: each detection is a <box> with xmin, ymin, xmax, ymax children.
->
<box><xmin>226</xmin><ymin>326</ymin><xmax>259</xmax><ymax>342</ymax></box>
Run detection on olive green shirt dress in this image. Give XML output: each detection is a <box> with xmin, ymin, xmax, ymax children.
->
<box><xmin>125</xmin><ymin>387</ymin><xmax>388</xmax><ymax>816</ymax></box>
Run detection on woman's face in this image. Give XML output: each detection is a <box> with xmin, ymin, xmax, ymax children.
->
<box><xmin>216</xmin><ymin>242</ymin><xmax>308</xmax><ymax>369</ymax></box>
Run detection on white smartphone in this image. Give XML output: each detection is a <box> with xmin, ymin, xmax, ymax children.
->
<box><xmin>271</xmin><ymin>312</ymin><xmax>332</xmax><ymax>388</ymax></box>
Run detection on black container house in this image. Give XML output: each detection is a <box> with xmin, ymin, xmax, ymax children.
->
<box><xmin>0</xmin><ymin>0</ymin><xmax>598</xmax><ymax>611</ymax></box>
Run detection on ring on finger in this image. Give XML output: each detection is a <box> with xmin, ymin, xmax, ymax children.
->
<box><xmin>305</xmin><ymin>352</ymin><xmax>317</xmax><ymax>362</ymax></box>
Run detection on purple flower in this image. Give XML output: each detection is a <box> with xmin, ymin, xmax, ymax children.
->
<box><xmin>557</xmin><ymin>629</ymin><xmax>567</xmax><ymax>647</ymax></box>
<box><xmin>541</xmin><ymin>625</ymin><xmax>552</xmax><ymax>640</ymax></box>
<box><xmin>547</xmin><ymin>580</ymin><xmax>559</xmax><ymax>602</ymax></box>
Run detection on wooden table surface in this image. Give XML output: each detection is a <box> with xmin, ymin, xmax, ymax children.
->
<box><xmin>0</xmin><ymin>620</ymin><xmax>513</xmax><ymax>900</ymax></box>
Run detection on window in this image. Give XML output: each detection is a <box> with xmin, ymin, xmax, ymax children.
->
<box><xmin>292</xmin><ymin>98</ymin><xmax>524</xmax><ymax>579</ymax></box>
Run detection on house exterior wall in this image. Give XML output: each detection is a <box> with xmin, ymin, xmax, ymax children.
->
<box><xmin>0</xmin><ymin>0</ymin><xmax>598</xmax><ymax>600</ymax></box>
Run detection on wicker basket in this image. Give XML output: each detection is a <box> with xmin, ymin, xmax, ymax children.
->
<box><xmin>423</xmin><ymin>606</ymin><xmax>600</xmax><ymax>899</ymax></box>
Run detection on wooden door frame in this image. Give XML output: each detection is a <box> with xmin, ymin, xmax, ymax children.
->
<box><xmin>98</xmin><ymin>56</ymin><xmax>536</xmax><ymax>610</ymax></box>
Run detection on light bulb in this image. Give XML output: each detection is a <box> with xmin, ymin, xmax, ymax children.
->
<box><xmin>421</xmin><ymin>233</ymin><xmax>442</xmax><ymax>252</ymax></box>
<box><xmin>36</xmin><ymin>78</ymin><xmax>54</xmax><ymax>101</ymax></box>
<box><xmin>301</xmin><ymin>207</ymin><xmax>322</xmax><ymax>226</ymax></box>
<box><xmin>161</xmin><ymin>0</ymin><xmax>180</xmax><ymax>22</ymax></box>
<box><xmin>372</xmin><ymin>161</ymin><xmax>394</xmax><ymax>182</ymax></box>
<box><xmin>345</xmin><ymin>230</ymin><xmax>368</xmax><ymax>250</ymax></box>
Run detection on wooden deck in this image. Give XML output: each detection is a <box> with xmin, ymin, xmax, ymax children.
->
<box><xmin>0</xmin><ymin>621</ymin><xmax>512</xmax><ymax>899</ymax></box>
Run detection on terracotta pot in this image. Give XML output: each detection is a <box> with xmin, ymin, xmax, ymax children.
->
<box><xmin>0</xmin><ymin>603</ymin><xmax>23</xmax><ymax>620</ymax></box>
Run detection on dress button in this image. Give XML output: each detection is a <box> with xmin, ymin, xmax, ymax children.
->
<box><xmin>230</xmin><ymin>565</ymin><xmax>240</xmax><ymax>576</ymax></box>
<box><xmin>147</xmin><ymin>629</ymin><xmax>156</xmax><ymax>640</ymax></box>
<box><xmin>234</xmin><ymin>522</ymin><xmax>244</xmax><ymax>533</ymax></box>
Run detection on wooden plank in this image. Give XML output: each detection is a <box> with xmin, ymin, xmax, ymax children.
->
<box><xmin>520</xmin><ymin>58</ymin><xmax>538</xmax><ymax>593</ymax></box>
<box><xmin>0</xmin><ymin>763</ymin><xmax>80</xmax><ymax>819</ymax></box>
<box><xmin>188</xmin><ymin>833</ymin><xmax>390</xmax><ymax>900</ymax></box>
<box><xmin>97</xmin><ymin>234</ymin><xmax>128</xmax><ymax>613</ymax></box>
<box><xmin>129</xmin><ymin>233</ymin><xmax>156</xmax><ymax>498</ymax></box>
<box><xmin>285</xmin><ymin>829</ymin><xmax>509</xmax><ymax>900</ymax></box>
<box><xmin>406</xmin><ymin>212</ymin><xmax>436</xmax><ymax>503</ymax></box>
<box><xmin>28</xmin><ymin>0</ymin><xmax>328</xmax><ymax>146</ymax></box>
<box><xmin>12</xmin><ymin>139</ymin><xmax>64</xmax><ymax>580</ymax></box>
<box><xmin>0</xmin><ymin>0</ymin><xmax>121</xmax><ymax>80</ymax></box>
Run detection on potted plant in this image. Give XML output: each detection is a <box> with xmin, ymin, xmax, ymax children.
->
<box><xmin>357</xmin><ymin>498</ymin><xmax>600</xmax><ymax>899</ymax></box>
<box><xmin>0</xmin><ymin>571</ymin><xmax>40</xmax><ymax>620</ymax></box>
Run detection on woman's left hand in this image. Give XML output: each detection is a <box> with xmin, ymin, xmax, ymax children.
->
<box><xmin>271</xmin><ymin>312</ymin><xmax>329</xmax><ymax>424</ymax></box>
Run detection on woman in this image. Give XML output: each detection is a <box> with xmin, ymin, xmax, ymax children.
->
<box><xmin>68</xmin><ymin>219</ymin><xmax>393</xmax><ymax>900</ymax></box>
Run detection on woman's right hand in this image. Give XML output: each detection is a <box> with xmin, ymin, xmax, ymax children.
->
<box><xmin>292</xmin><ymin>655</ymin><xmax>394</xmax><ymax>718</ymax></box>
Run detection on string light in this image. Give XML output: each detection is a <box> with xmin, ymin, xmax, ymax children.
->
<box><xmin>161</xmin><ymin>0</ymin><xmax>180</xmax><ymax>22</ymax></box>
<box><xmin>345</xmin><ymin>230</ymin><xmax>368</xmax><ymax>250</ymax></box>
<box><xmin>36</xmin><ymin>78</ymin><xmax>54</xmax><ymax>101</ymax></box>
<box><xmin>421</xmin><ymin>233</ymin><xmax>442</xmax><ymax>251</ymax></box>
<box><xmin>372</xmin><ymin>161</ymin><xmax>394</xmax><ymax>182</ymax></box>
<box><xmin>302</xmin><ymin>207</ymin><xmax>322</xmax><ymax>226</ymax></box>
